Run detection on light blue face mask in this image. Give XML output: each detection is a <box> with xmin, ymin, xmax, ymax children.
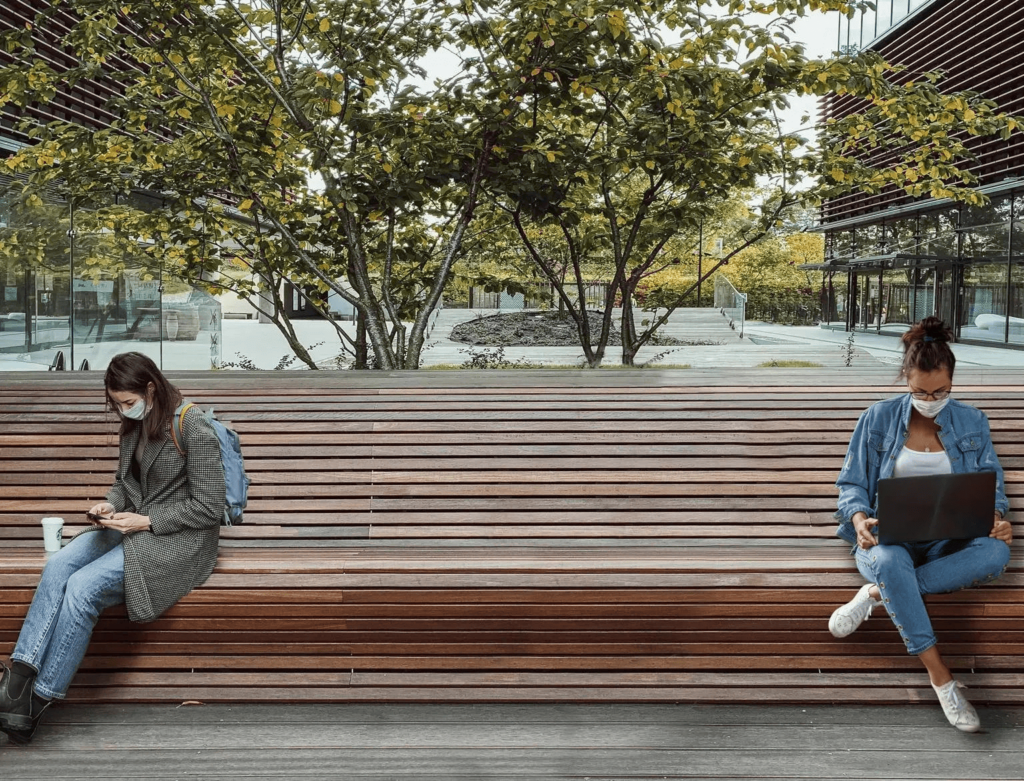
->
<box><xmin>121</xmin><ymin>398</ymin><xmax>150</xmax><ymax>421</ymax></box>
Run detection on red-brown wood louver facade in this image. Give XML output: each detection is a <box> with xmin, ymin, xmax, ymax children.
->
<box><xmin>822</xmin><ymin>0</ymin><xmax>1024</xmax><ymax>224</ymax></box>
<box><xmin>0</xmin><ymin>0</ymin><xmax>133</xmax><ymax>150</ymax></box>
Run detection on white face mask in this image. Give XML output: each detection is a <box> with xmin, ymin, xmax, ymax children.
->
<box><xmin>911</xmin><ymin>396</ymin><xmax>950</xmax><ymax>418</ymax></box>
<box><xmin>121</xmin><ymin>398</ymin><xmax>150</xmax><ymax>421</ymax></box>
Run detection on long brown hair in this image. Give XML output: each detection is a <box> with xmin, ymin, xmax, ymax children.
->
<box><xmin>900</xmin><ymin>316</ymin><xmax>955</xmax><ymax>380</ymax></box>
<box><xmin>104</xmin><ymin>352</ymin><xmax>182</xmax><ymax>440</ymax></box>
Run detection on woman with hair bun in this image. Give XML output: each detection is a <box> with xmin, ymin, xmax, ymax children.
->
<box><xmin>830</xmin><ymin>317</ymin><xmax>1012</xmax><ymax>732</ymax></box>
<box><xmin>0</xmin><ymin>352</ymin><xmax>225</xmax><ymax>744</ymax></box>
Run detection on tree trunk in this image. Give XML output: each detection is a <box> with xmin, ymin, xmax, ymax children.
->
<box><xmin>619</xmin><ymin>280</ymin><xmax>638</xmax><ymax>366</ymax></box>
<box><xmin>355</xmin><ymin>309</ymin><xmax>368</xmax><ymax>370</ymax></box>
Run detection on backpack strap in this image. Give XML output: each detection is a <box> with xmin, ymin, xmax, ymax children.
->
<box><xmin>170</xmin><ymin>402</ymin><xmax>195</xmax><ymax>456</ymax></box>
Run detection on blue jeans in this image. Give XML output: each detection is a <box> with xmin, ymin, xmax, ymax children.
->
<box><xmin>855</xmin><ymin>537</ymin><xmax>1010</xmax><ymax>655</ymax></box>
<box><xmin>11</xmin><ymin>529</ymin><xmax>126</xmax><ymax>699</ymax></box>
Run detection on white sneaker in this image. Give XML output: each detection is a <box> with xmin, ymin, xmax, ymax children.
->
<box><xmin>933</xmin><ymin>679</ymin><xmax>981</xmax><ymax>732</ymax></box>
<box><xmin>828</xmin><ymin>583</ymin><xmax>882</xmax><ymax>638</ymax></box>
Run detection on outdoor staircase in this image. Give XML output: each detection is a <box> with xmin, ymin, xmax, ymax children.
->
<box><xmin>657</xmin><ymin>307</ymin><xmax>745</xmax><ymax>344</ymax></box>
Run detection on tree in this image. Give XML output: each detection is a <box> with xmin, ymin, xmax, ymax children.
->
<box><xmin>8</xmin><ymin>0</ymin><xmax>743</xmax><ymax>369</ymax></box>
<box><xmin>0</xmin><ymin>0</ymin><xmax>523</xmax><ymax>369</ymax></box>
<box><xmin>478</xmin><ymin>0</ymin><xmax>1021</xmax><ymax>366</ymax></box>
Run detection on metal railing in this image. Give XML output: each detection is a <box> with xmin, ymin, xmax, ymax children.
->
<box><xmin>714</xmin><ymin>275</ymin><xmax>747</xmax><ymax>338</ymax></box>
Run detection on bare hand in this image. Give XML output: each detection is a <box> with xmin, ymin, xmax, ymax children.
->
<box><xmin>87</xmin><ymin>502</ymin><xmax>115</xmax><ymax>525</ymax></box>
<box><xmin>991</xmin><ymin>515</ymin><xmax>1013</xmax><ymax>545</ymax></box>
<box><xmin>853</xmin><ymin>513</ymin><xmax>878</xmax><ymax>550</ymax></box>
<box><xmin>99</xmin><ymin>512</ymin><xmax>151</xmax><ymax>534</ymax></box>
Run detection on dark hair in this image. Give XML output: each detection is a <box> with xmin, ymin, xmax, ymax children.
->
<box><xmin>104</xmin><ymin>352</ymin><xmax>182</xmax><ymax>440</ymax></box>
<box><xmin>900</xmin><ymin>316</ymin><xmax>955</xmax><ymax>379</ymax></box>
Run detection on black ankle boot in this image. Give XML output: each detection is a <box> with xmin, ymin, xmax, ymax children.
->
<box><xmin>0</xmin><ymin>661</ymin><xmax>35</xmax><ymax>732</ymax></box>
<box><xmin>1</xmin><ymin>694</ymin><xmax>51</xmax><ymax>745</ymax></box>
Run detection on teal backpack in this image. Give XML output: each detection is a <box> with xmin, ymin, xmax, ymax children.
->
<box><xmin>170</xmin><ymin>402</ymin><xmax>250</xmax><ymax>526</ymax></box>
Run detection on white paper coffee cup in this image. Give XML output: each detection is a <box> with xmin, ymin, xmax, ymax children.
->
<box><xmin>41</xmin><ymin>516</ymin><xmax>64</xmax><ymax>553</ymax></box>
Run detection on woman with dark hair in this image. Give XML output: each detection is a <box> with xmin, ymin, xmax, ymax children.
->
<box><xmin>0</xmin><ymin>352</ymin><xmax>225</xmax><ymax>744</ymax></box>
<box><xmin>829</xmin><ymin>317</ymin><xmax>1012</xmax><ymax>732</ymax></box>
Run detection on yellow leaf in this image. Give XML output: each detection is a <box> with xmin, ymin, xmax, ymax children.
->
<box><xmin>177</xmin><ymin>107</ymin><xmax>192</xmax><ymax>120</ymax></box>
<box><xmin>382</xmin><ymin>163</ymin><xmax>393</xmax><ymax>173</ymax></box>
<box><xmin>319</xmin><ymin>18</ymin><xmax>330</xmax><ymax>32</ymax></box>
<box><xmin>645</xmin><ymin>160</ymin><xmax>655</xmax><ymax>170</ymax></box>
<box><xmin>963</xmin><ymin>108</ymin><xmax>976</xmax><ymax>121</ymax></box>
<box><xmin>546</xmin><ymin>151</ymin><xmax>556</xmax><ymax>162</ymax></box>
<box><xmin>238</xmin><ymin>199</ymin><xmax>254</xmax><ymax>211</ymax></box>
<box><xmin>329</xmin><ymin>100</ymin><xmax>342</xmax><ymax>114</ymax></box>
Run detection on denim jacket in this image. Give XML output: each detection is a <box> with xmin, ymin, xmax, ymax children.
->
<box><xmin>835</xmin><ymin>393</ymin><xmax>1008</xmax><ymax>545</ymax></box>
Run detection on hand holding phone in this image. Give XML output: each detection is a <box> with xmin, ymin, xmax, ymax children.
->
<box><xmin>87</xmin><ymin>502</ymin><xmax>115</xmax><ymax>525</ymax></box>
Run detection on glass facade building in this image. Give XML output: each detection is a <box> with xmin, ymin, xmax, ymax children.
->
<box><xmin>0</xmin><ymin>2</ymin><xmax>225</xmax><ymax>372</ymax></box>
<box><xmin>838</xmin><ymin>0</ymin><xmax>939</xmax><ymax>53</ymax></box>
<box><xmin>0</xmin><ymin>186</ymin><xmax>223</xmax><ymax>372</ymax></box>
<box><xmin>819</xmin><ymin>0</ymin><xmax>1024</xmax><ymax>346</ymax></box>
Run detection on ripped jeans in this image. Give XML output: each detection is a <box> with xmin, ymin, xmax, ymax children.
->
<box><xmin>12</xmin><ymin>529</ymin><xmax>125</xmax><ymax>699</ymax></box>
<box><xmin>854</xmin><ymin>536</ymin><xmax>1010</xmax><ymax>655</ymax></box>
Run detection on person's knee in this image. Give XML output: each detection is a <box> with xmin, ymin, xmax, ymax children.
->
<box><xmin>38</xmin><ymin>547</ymin><xmax>78</xmax><ymax>587</ymax></box>
<box><xmin>62</xmin><ymin>571</ymin><xmax>111</xmax><ymax>620</ymax></box>
<box><xmin>864</xmin><ymin>544</ymin><xmax>913</xmax><ymax>576</ymax></box>
<box><xmin>977</xmin><ymin>536</ymin><xmax>1010</xmax><ymax>580</ymax></box>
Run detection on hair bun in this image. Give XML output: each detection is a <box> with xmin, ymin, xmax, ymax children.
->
<box><xmin>903</xmin><ymin>316</ymin><xmax>952</xmax><ymax>346</ymax></box>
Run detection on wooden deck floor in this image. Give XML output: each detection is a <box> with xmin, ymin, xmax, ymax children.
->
<box><xmin>2</xmin><ymin>703</ymin><xmax>1023</xmax><ymax>779</ymax></box>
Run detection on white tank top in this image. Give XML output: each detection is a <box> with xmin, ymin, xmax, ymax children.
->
<box><xmin>892</xmin><ymin>446</ymin><xmax>952</xmax><ymax>478</ymax></box>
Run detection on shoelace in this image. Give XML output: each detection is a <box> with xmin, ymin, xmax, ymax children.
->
<box><xmin>942</xmin><ymin>682</ymin><xmax>970</xmax><ymax>715</ymax></box>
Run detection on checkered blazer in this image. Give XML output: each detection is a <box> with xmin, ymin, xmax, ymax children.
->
<box><xmin>78</xmin><ymin>404</ymin><xmax>226</xmax><ymax>623</ymax></box>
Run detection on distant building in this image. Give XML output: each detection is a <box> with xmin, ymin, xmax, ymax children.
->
<box><xmin>817</xmin><ymin>0</ymin><xmax>1024</xmax><ymax>345</ymax></box>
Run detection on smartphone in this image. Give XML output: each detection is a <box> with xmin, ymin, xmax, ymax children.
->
<box><xmin>86</xmin><ymin>511</ymin><xmax>108</xmax><ymax>523</ymax></box>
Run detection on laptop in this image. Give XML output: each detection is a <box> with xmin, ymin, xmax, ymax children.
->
<box><xmin>875</xmin><ymin>472</ymin><xmax>996</xmax><ymax>544</ymax></box>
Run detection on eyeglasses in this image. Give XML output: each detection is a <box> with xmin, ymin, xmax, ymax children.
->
<box><xmin>910</xmin><ymin>388</ymin><xmax>951</xmax><ymax>401</ymax></box>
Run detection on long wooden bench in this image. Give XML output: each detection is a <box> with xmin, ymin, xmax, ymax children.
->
<box><xmin>1</xmin><ymin>369</ymin><xmax>1022</xmax><ymax>704</ymax></box>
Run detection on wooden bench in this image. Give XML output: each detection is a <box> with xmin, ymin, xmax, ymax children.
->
<box><xmin>1</xmin><ymin>369</ymin><xmax>1022</xmax><ymax>704</ymax></box>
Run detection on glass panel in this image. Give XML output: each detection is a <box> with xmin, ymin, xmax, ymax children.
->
<box><xmin>962</xmin><ymin>195</ymin><xmax>1012</xmax><ymax>229</ymax></box>
<box><xmin>75</xmin><ymin>203</ymin><xmax>223</xmax><ymax>372</ymax></box>
<box><xmin>0</xmin><ymin>191</ymin><xmax>71</xmax><ymax>370</ymax></box>
<box><xmin>933</xmin><ymin>262</ymin><xmax>956</xmax><ymax>325</ymax></box>
<box><xmin>918</xmin><ymin>209</ymin><xmax>958</xmax><ymax>258</ymax></box>
<box><xmin>911</xmin><ymin>266</ymin><xmax>934</xmax><ymax>322</ymax></box>
<box><xmin>838</xmin><ymin>13</ymin><xmax>850</xmax><ymax>54</ymax></box>
<box><xmin>852</xmin><ymin>270</ymin><xmax>881</xmax><ymax>330</ymax></box>
<box><xmin>961</xmin><ymin>197</ymin><xmax>1011</xmax><ymax>261</ymax></box>
<box><xmin>886</xmin><ymin>215</ymin><xmax>918</xmax><ymax>254</ymax></box>
<box><xmin>876</xmin><ymin>0</ymin><xmax>894</xmax><ymax>32</ymax></box>
<box><xmin>829</xmin><ymin>230</ymin><xmax>854</xmax><ymax>261</ymax></box>
<box><xmin>894</xmin><ymin>0</ymin><xmax>911</xmax><ymax>18</ymax></box>
<box><xmin>960</xmin><ymin>261</ymin><xmax>1009</xmax><ymax>343</ymax></box>
<box><xmin>821</xmin><ymin>269</ymin><xmax>848</xmax><ymax>324</ymax></box>
<box><xmin>1013</xmin><ymin>193</ymin><xmax>1024</xmax><ymax>259</ymax></box>
<box><xmin>1008</xmin><ymin>260</ymin><xmax>1024</xmax><ymax>346</ymax></box>
<box><xmin>881</xmin><ymin>266</ymin><xmax>915</xmax><ymax>330</ymax></box>
<box><xmin>856</xmin><ymin>224</ymin><xmax>880</xmax><ymax>257</ymax></box>
<box><xmin>0</xmin><ymin>189</ymin><xmax>222</xmax><ymax>372</ymax></box>
<box><xmin>860</xmin><ymin>7</ymin><xmax>877</xmax><ymax>44</ymax></box>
